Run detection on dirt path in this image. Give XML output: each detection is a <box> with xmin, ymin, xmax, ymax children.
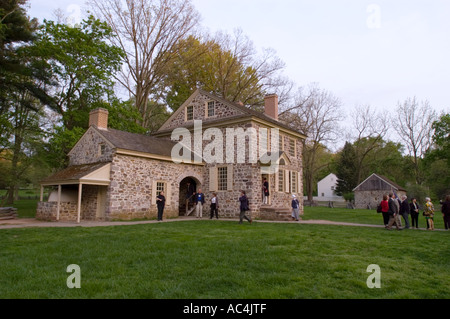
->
<box><xmin>0</xmin><ymin>217</ymin><xmax>431</xmax><ymax>230</ymax></box>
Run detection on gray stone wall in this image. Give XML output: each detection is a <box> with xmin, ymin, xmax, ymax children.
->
<box><xmin>355</xmin><ymin>190</ymin><xmax>407</xmax><ymax>209</ymax></box>
<box><xmin>161</xmin><ymin>93</ymin><xmax>247</xmax><ymax>131</ymax></box>
<box><xmin>107</xmin><ymin>154</ymin><xmax>204</xmax><ymax>221</ymax></box>
<box><xmin>36</xmin><ymin>202</ymin><xmax>78</xmax><ymax>221</ymax></box>
<box><xmin>69</xmin><ymin>128</ymin><xmax>114</xmax><ymax>166</ymax></box>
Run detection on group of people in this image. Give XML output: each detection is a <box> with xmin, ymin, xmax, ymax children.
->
<box><xmin>156</xmin><ymin>185</ymin><xmax>254</xmax><ymax>224</ymax></box>
<box><xmin>379</xmin><ymin>193</ymin><xmax>450</xmax><ymax>231</ymax></box>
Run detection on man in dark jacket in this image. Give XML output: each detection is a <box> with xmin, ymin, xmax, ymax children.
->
<box><xmin>442</xmin><ymin>195</ymin><xmax>450</xmax><ymax>230</ymax></box>
<box><xmin>386</xmin><ymin>192</ymin><xmax>402</xmax><ymax>230</ymax></box>
<box><xmin>239</xmin><ymin>191</ymin><xmax>252</xmax><ymax>224</ymax></box>
<box><xmin>399</xmin><ymin>195</ymin><xmax>411</xmax><ymax>229</ymax></box>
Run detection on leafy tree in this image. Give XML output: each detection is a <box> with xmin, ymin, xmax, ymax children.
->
<box><xmin>33</xmin><ymin>16</ymin><xmax>125</xmax><ymax>131</ymax></box>
<box><xmin>335</xmin><ymin>142</ymin><xmax>358</xmax><ymax>197</ymax></box>
<box><xmin>429</xmin><ymin>113</ymin><xmax>450</xmax><ymax>166</ymax></box>
<box><xmin>160</xmin><ymin>32</ymin><xmax>287</xmax><ymax>113</ymax></box>
<box><xmin>31</xmin><ymin>16</ymin><xmax>133</xmax><ymax>167</ymax></box>
<box><xmin>0</xmin><ymin>0</ymin><xmax>54</xmax><ymax>112</ymax></box>
<box><xmin>423</xmin><ymin>113</ymin><xmax>450</xmax><ymax>199</ymax></box>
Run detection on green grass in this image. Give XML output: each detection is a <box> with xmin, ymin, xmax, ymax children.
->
<box><xmin>0</xmin><ymin>221</ymin><xmax>448</xmax><ymax>299</ymax></box>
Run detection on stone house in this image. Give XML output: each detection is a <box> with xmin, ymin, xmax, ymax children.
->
<box><xmin>353</xmin><ymin>173</ymin><xmax>407</xmax><ymax>209</ymax></box>
<box><xmin>37</xmin><ymin>89</ymin><xmax>306</xmax><ymax>222</ymax></box>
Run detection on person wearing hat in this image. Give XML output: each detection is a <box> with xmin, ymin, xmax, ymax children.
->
<box><xmin>291</xmin><ymin>195</ymin><xmax>300</xmax><ymax>221</ymax></box>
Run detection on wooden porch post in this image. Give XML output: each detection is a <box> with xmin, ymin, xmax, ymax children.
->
<box><xmin>40</xmin><ymin>185</ymin><xmax>44</xmax><ymax>202</ymax></box>
<box><xmin>77</xmin><ymin>183</ymin><xmax>83</xmax><ymax>224</ymax></box>
<box><xmin>56</xmin><ymin>185</ymin><xmax>61</xmax><ymax>221</ymax></box>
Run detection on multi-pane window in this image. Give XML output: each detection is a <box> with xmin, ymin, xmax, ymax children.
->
<box><xmin>207</xmin><ymin>101</ymin><xmax>215</xmax><ymax>117</ymax></box>
<box><xmin>98</xmin><ymin>143</ymin><xmax>106</xmax><ymax>156</ymax></box>
<box><xmin>291</xmin><ymin>171</ymin><xmax>298</xmax><ymax>193</ymax></box>
<box><xmin>156</xmin><ymin>182</ymin><xmax>166</xmax><ymax>196</ymax></box>
<box><xmin>278</xmin><ymin>170</ymin><xmax>284</xmax><ymax>192</ymax></box>
<box><xmin>278</xmin><ymin>135</ymin><xmax>284</xmax><ymax>151</ymax></box>
<box><xmin>186</xmin><ymin>106</ymin><xmax>194</xmax><ymax>121</ymax></box>
<box><xmin>289</xmin><ymin>139</ymin><xmax>296</xmax><ymax>157</ymax></box>
<box><xmin>218</xmin><ymin>167</ymin><xmax>228</xmax><ymax>191</ymax></box>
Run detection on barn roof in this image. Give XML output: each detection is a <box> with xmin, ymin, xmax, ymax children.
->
<box><xmin>353</xmin><ymin>173</ymin><xmax>406</xmax><ymax>192</ymax></box>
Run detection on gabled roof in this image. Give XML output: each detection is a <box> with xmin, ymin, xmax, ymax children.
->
<box><xmin>156</xmin><ymin>88</ymin><xmax>307</xmax><ymax>139</ymax></box>
<box><xmin>96</xmin><ymin>127</ymin><xmax>176</xmax><ymax>158</ymax></box>
<box><xmin>353</xmin><ymin>173</ymin><xmax>406</xmax><ymax>192</ymax></box>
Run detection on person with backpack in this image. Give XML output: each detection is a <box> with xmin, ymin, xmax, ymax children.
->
<box><xmin>239</xmin><ymin>191</ymin><xmax>252</xmax><ymax>224</ymax></box>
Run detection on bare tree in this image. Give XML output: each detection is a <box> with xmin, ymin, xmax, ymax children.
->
<box><xmin>395</xmin><ymin>97</ymin><xmax>437</xmax><ymax>185</ymax></box>
<box><xmin>279</xmin><ymin>83</ymin><xmax>343</xmax><ymax>201</ymax></box>
<box><xmin>350</xmin><ymin>104</ymin><xmax>389</xmax><ymax>184</ymax></box>
<box><xmin>88</xmin><ymin>0</ymin><xmax>200</xmax><ymax>128</ymax></box>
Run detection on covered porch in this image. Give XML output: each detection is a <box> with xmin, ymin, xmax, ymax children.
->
<box><xmin>37</xmin><ymin>163</ymin><xmax>111</xmax><ymax>223</ymax></box>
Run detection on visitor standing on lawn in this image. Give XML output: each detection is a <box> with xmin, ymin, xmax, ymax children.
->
<box><xmin>239</xmin><ymin>191</ymin><xmax>252</xmax><ymax>224</ymax></box>
<box><xmin>386</xmin><ymin>192</ymin><xmax>402</xmax><ymax>230</ymax></box>
<box><xmin>195</xmin><ymin>189</ymin><xmax>205</xmax><ymax>219</ymax></box>
<box><xmin>442</xmin><ymin>195</ymin><xmax>450</xmax><ymax>230</ymax></box>
<box><xmin>380</xmin><ymin>194</ymin><xmax>390</xmax><ymax>227</ymax></box>
<box><xmin>410</xmin><ymin>198</ymin><xmax>420</xmax><ymax>229</ymax></box>
<box><xmin>424</xmin><ymin>197</ymin><xmax>435</xmax><ymax>230</ymax></box>
<box><xmin>291</xmin><ymin>195</ymin><xmax>300</xmax><ymax>221</ymax></box>
<box><xmin>156</xmin><ymin>191</ymin><xmax>166</xmax><ymax>221</ymax></box>
<box><xmin>210</xmin><ymin>193</ymin><xmax>219</xmax><ymax>219</ymax></box>
<box><xmin>399</xmin><ymin>195</ymin><xmax>411</xmax><ymax>229</ymax></box>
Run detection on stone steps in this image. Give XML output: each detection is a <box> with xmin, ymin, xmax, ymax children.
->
<box><xmin>259</xmin><ymin>206</ymin><xmax>292</xmax><ymax>221</ymax></box>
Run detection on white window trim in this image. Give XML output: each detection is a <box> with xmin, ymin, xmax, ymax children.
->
<box><xmin>151</xmin><ymin>180</ymin><xmax>171</xmax><ymax>206</ymax></box>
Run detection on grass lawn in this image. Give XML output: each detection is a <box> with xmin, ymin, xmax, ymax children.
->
<box><xmin>0</xmin><ymin>220</ymin><xmax>448</xmax><ymax>299</ymax></box>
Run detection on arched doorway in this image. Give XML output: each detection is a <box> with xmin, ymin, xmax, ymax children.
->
<box><xmin>179</xmin><ymin>177</ymin><xmax>201</xmax><ymax>216</ymax></box>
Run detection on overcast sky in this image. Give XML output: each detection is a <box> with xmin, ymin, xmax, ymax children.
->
<box><xmin>28</xmin><ymin>0</ymin><xmax>450</xmax><ymax>117</ymax></box>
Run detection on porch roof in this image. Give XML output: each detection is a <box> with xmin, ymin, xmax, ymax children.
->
<box><xmin>41</xmin><ymin>162</ymin><xmax>111</xmax><ymax>186</ymax></box>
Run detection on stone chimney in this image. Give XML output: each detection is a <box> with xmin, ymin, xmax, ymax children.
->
<box><xmin>264</xmin><ymin>94</ymin><xmax>279</xmax><ymax>121</ymax></box>
<box><xmin>89</xmin><ymin>108</ymin><xmax>109</xmax><ymax>130</ymax></box>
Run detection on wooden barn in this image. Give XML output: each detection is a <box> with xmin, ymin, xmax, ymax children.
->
<box><xmin>353</xmin><ymin>173</ymin><xmax>407</xmax><ymax>209</ymax></box>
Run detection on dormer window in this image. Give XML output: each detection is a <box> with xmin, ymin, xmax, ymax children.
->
<box><xmin>186</xmin><ymin>106</ymin><xmax>194</xmax><ymax>121</ymax></box>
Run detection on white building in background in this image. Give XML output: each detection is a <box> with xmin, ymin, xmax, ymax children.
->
<box><xmin>316</xmin><ymin>173</ymin><xmax>345</xmax><ymax>202</ymax></box>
